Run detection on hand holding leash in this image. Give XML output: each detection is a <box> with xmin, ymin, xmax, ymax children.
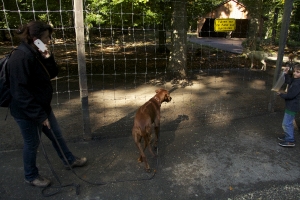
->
<box><xmin>43</xmin><ymin>118</ymin><xmax>51</xmax><ymax>129</ymax></box>
<box><xmin>283</xmin><ymin>66</ymin><xmax>289</xmax><ymax>74</ymax></box>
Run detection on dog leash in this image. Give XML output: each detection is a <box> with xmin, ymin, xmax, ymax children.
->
<box><xmin>38</xmin><ymin>127</ymin><xmax>80</xmax><ymax>197</ymax></box>
<box><xmin>40</xmin><ymin>127</ymin><xmax>108</xmax><ymax>197</ymax></box>
<box><xmin>39</xmin><ymin>127</ymin><xmax>157</xmax><ymax>197</ymax></box>
<box><xmin>58</xmin><ymin>133</ymin><xmax>156</xmax><ymax>184</ymax></box>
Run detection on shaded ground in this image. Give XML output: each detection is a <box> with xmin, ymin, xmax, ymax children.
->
<box><xmin>2</xmin><ymin>34</ymin><xmax>300</xmax><ymax>199</ymax></box>
<box><xmin>2</xmin><ymin>109</ymin><xmax>300</xmax><ymax>199</ymax></box>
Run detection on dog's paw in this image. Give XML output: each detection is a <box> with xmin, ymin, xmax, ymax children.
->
<box><xmin>138</xmin><ymin>157</ymin><xmax>143</xmax><ymax>163</ymax></box>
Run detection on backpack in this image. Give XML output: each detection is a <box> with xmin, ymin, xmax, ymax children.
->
<box><xmin>0</xmin><ymin>50</ymin><xmax>15</xmax><ymax>107</ymax></box>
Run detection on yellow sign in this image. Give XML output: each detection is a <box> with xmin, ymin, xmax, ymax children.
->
<box><xmin>214</xmin><ymin>19</ymin><xmax>236</xmax><ymax>32</ymax></box>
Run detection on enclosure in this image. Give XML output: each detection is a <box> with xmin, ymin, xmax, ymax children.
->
<box><xmin>0</xmin><ymin>0</ymin><xmax>299</xmax><ymax>151</ymax></box>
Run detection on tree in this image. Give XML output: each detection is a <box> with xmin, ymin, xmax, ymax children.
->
<box><xmin>169</xmin><ymin>0</ymin><xmax>187</xmax><ymax>79</ymax></box>
<box><xmin>240</xmin><ymin>0</ymin><xmax>284</xmax><ymax>49</ymax></box>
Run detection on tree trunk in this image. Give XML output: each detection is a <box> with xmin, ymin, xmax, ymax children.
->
<box><xmin>158</xmin><ymin>23</ymin><xmax>168</xmax><ymax>53</ymax></box>
<box><xmin>271</xmin><ymin>7</ymin><xmax>279</xmax><ymax>44</ymax></box>
<box><xmin>169</xmin><ymin>0</ymin><xmax>187</xmax><ymax>79</ymax></box>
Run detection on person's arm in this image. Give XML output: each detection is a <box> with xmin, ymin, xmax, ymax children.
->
<box><xmin>279</xmin><ymin>82</ymin><xmax>300</xmax><ymax>100</ymax></box>
<box><xmin>9</xmin><ymin>50</ymin><xmax>48</xmax><ymax>124</ymax></box>
<box><xmin>282</xmin><ymin>66</ymin><xmax>293</xmax><ymax>85</ymax></box>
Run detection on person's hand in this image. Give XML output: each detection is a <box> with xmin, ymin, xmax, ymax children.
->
<box><xmin>43</xmin><ymin>118</ymin><xmax>51</xmax><ymax>129</ymax></box>
<box><xmin>276</xmin><ymin>92</ymin><xmax>281</xmax><ymax>96</ymax></box>
<box><xmin>283</xmin><ymin>66</ymin><xmax>289</xmax><ymax>74</ymax></box>
<box><xmin>39</xmin><ymin>49</ymin><xmax>51</xmax><ymax>58</ymax></box>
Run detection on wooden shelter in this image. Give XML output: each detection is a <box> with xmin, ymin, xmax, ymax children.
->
<box><xmin>197</xmin><ymin>0</ymin><xmax>250</xmax><ymax>38</ymax></box>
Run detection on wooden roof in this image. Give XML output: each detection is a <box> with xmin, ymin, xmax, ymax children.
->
<box><xmin>215</xmin><ymin>0</ymin><xmax>246</xmax><ymax>10</ymax></box>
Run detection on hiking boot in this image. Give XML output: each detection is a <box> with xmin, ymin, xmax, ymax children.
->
<box><xmin>65</xmin><ymin>157</ymin><xmax>87</xmax><ymax>170</ymax></box>
<box><xmin>25</xmin><ymin>175</ymin><xmax>51</xmax><ymax>187</ymax></box>
<box><xmin>278</xmin><ymin>141</ymin><xmax>295</xmax><ymax>147</ymax></box>
<box><xmin>278</xmin><ymin>135</ymin><xmax>285</xmax><ymax>141</ymax></box>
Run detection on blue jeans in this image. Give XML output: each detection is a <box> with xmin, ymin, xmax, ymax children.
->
<box><xmin>282</xmin><ymin>112</ymin><xmax>295</xmax><ymax>142</ymax></box>
<box><xmin>15</xmin><ymin>110</ymin><xmax>75</xmax><ymax>181</ymax></box>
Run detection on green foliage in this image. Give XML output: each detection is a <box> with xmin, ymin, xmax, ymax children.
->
<box><xmin>0</xmin><ymin>0</ymin><xmax>300</xmax><ymax>44</ymax></box>
<box><xmin>288</xmin><ymin>0</ymin><xmax>300</xmax><ymax>42</ymax></box>
<box><xmin>85</xmin><ymin>0</ymin><xmax>169</xmax><ymax>28</ymax></box>
<box><xmin>1</xmin><ymin>0</ymin><xmax>73</xmax><ymax>28</ymax></box>
<box><xmin>239</xmin><ymin>0</ymin><xmax>285</xmax><ymax>40</ymax></box>
<box><xmin>186</xmin><ymin>0</ymin><xmax>223</xmax><ymax>31</ymax></box>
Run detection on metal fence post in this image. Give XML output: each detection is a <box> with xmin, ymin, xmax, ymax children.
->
<box><xmin>268</xmin><ymin>0</ymin><xmax>294</xmax><ymax>112</ymax></box>
<box><xmin>73</xmin><ymin>0</ymin><xmax>92</xmax><ymax>139</ymax></box>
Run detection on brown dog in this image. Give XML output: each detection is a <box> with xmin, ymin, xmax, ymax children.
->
<box><xmin>132</xmin><ymin>89</ymin><xmax>172</xmax><ymax>172</ymax></box>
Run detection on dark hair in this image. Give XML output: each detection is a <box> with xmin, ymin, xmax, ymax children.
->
<box><xmin>294</xmin><ymin>64</ymin><xmax>300</xmax><ymax>70</ymax></box>
<box><xmin>16</xmin><ymin>20</ymin><xmax>53</xmax><ymax>44</ymax></box>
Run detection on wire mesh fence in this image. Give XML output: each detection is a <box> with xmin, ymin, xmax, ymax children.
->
<box><xmin>0</xmin><ymin>0</ymin><xmax>299</xmax><ymax>150</ymax></box>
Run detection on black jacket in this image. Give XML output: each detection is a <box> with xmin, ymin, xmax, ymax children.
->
<box><xmin>8</xmin><ymin>42</ymin><xmax>58</xmax><ymax>123</ymax></box>
<box><xmin>279</xmin><ymin>73</ymin><xmax>300</xmax><ymax>112</ymax></box>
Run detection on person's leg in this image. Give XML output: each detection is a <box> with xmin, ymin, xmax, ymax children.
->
<box><xmin>42</xmin><ymin>110</ymin><xmax>75</xmax><ymax>165</ymax></box>
<box><xmin>282</xmin><ymin>112</ymin><xmax>295</xmax><ymax>142</ymax></box>
<box><xmin>15</xmin><ymin>118</ymin><xmax>51</xmax><ymax>187</ymax></box>
<box><xmin>14</xmin><ymin>118</ymin><xmax>40</xmax><ymax>181</ymax></box>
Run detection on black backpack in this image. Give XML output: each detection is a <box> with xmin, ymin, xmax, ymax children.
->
<box><xmin>0</xmin><ymin>50</ymin><xmax>15</xmax><ymax>107</ymax></box>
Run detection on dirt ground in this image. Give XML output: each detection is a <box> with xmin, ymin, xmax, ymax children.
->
<box><xmin>0</xmin><ymin>64</ymin><xmax>286</xmax><ymax>151</ymax></box>
<box><xmin>0</xmin><ymin>33</ymin><xmax>297</xmax><ymax>151</ymax></box>
<box><xmin>3</xmin><ymin>66</ymin><xmax>300</xmax><ymax>200</ymax></box>
<box><xmin>4</xmin><ymin>34</ymin><xmax>300</xmax><ymax>200</ymax></box>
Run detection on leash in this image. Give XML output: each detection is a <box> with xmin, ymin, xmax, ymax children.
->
<box><xmin>39</xmin><ymin>127</ymin><xmax>157</xmax><ymax>197</ymax></box>
<box><xmin>63</xmin><ymin>134</ymin><xmax>157</xmax><ymax>184</ymax></box>
<box><xmin>4</xmin><ymin>107</ymin><xmax>9</xmax><ymax>120</ymax></box>
<box><xmin>38</xmin><ymin>127</ymin><xmax>80</xmax><ymax>197</ymax></box>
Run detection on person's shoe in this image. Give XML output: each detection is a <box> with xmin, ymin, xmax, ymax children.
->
<box><xmin>278</xmin><ymin>141</ymin><xmax>295</xmax><ymax>147</ymax></box>
<box><xmin>278</xmin><ymin>135</ymin><xmax>285</xmax><ymax>141</ymax></box>
<box><xmin>65</xmin><ymin>157</ymin><xmax>87</xmax><ymax>170</ymax></box>
<box><xmin>25</xmin><ymin>175</ymin><xmax>51</xmax><ymax>187</ymax></box>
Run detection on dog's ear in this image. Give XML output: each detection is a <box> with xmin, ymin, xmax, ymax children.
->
<box><xmin>155</xmin><ymin>89</ymin><xmax>162</xmax><ymax>93</ymax></box>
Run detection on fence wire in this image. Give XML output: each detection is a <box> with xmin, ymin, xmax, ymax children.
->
<box><xmin>0</xmin><ymin>0</ymin><xmax>298</xmax><ymax>150</ymax></box>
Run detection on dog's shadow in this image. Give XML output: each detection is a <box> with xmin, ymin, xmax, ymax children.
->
<box><xmin>155</xmin><ymin>114</ymin><xmax>189</xmax><ymax>159</ymax></box>
<box><xmin>92</xmin><ymin>111</ymin><xmax>136</xmax><ymax>140</ymax></box>
<box><xmin>92</xmin><ymin>110</ymin><xmax>189</xmax><ymax>173</ymax></box>
<box><xmin>162</xmin><ymin>114</ymin><xmax>189</xmax><ymax>131</ymax></box>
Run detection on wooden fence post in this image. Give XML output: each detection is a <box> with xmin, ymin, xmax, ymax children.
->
<box><xmin>268</xmin><ymin>0</ymin><xmax>294</xmax><ymax>112</ymax></box>
<box><xmin>73</xmin><ymin>0</ymin><xmax>92</xmax><ymax>139</ymax></box>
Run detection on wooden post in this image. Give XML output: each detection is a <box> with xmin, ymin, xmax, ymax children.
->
<box><xmin>73</xmin><ymin>0</ymin><xmax>92</xmax><ymax>139</ymax></box>
<box><xmin>268</xmin><ymin>0</ymin><xmax>294</xmax><ymax>112</ymax></box>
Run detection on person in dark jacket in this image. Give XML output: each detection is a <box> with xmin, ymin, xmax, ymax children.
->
<box><xmin>277</xmin><ymin>64</ymin><xmax>300</xmax><ymax>147</ymax></box>
<box><xmin>8</xmin><ymin>21</ymin><xmax>87</xmax><ymax>187</ymax></box>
